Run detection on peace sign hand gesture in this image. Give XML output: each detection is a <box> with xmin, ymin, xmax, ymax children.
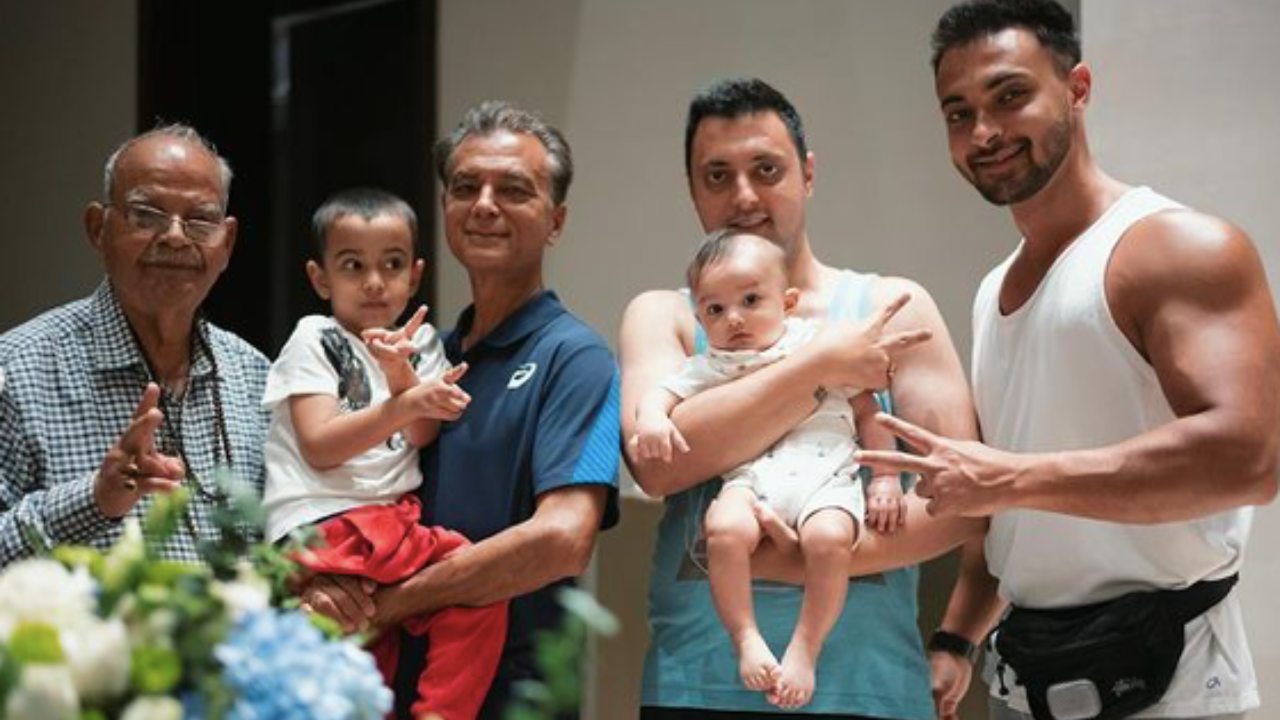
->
<box><xmin>854</xmin><ymin>413</ymin><xmax>1024</xmax><ymax>518</ymax></box>
<box><xmin>363</xmin><ymin>304</ymin><xmax>428</xmax><ymax>386</ymax></box>
<box><xmin>803</xmin><ymin>292</ymin><xmax>933</xmax><ymax>391</ymax></box>
<box><xmin>95</xmin><ymin>383</ymin><xmax>186</xmax><ymax>518</ymax></box>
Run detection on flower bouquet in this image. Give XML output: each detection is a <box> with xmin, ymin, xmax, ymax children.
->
<box><xmin>0</xmin><ymin>486</ymin><xmax>391</xmax><ymax>720</ymax></box>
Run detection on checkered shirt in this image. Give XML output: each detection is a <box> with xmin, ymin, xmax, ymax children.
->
<box><xmin>0</xmin><ymin>281</ymin><xmax>269</xmax><ymax>566</ymax></box>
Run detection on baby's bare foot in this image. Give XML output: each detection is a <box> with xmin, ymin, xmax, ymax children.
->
<box><xmin>753</xmin><ymin>501</ymin><xmax>799</xmax><ymax>554</ymax></box>
<box><xmin>772</xmin><ymin>643</ymin><xmax>817</xmax><ymax>709</ymax></box>
<box><xmin>736</xmin><ymin>632</ymin><xmax>781</xmax><ymax>692</ymax></box>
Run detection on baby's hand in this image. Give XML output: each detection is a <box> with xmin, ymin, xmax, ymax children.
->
<box><xmin>864</xmin><ymin>475</ymin><xmax>907</xmax><ymax>534</ymax></box>
<box><xmin>631</xmin><ymin>413</ymin><xmax>690</xmax><ymax>463</ymax></box>
<box><xmin>363</xmin><ymin>305</ymin><xmax>427</xmax><ymax>377</ymax></box>
<box><xmin>409</xmin><ymin>363</ymin><xmax>471</xmax><ymax>421</ymax></box>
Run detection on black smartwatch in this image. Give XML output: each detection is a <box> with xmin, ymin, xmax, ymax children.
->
<box><xmin>927</xmin><ymin>629</ymin><xmax>979</xmax><ymax>664</ymax></box>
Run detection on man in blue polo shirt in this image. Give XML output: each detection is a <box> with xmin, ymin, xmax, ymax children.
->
<box><xmin>301</xmin><ymin>101</ymin><xmax>620</xmax><ymax>719</ymax></box>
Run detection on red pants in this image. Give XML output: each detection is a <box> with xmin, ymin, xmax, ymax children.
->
<box><xmin>300</xmin><ymin>495</ymin><xmax>508</xmax><ymax>720</ymax></box>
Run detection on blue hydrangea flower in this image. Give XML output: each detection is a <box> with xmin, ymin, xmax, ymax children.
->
<box><xmin>211</xmin><ymin>609</ymin><xmax>392</xmax><ymax>720</ymax></box>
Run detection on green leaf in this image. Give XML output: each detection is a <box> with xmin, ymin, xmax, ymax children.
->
<box><xmin>144</xmin><ymin>488</ymin><xmax>191</xmax><ymax>549</ymax></box>
<box><xmin>142</xmin><ymin>559</ymin><xmax>203</xmax><ymax>586</ymax></box>
<box><xmin>0</xmin><ymin>643</ymin><xmax>25</xmax><ymax>708</ymax></box>
<box><xmin>306</xmin><ymin>611</ymin><xmax>345</xmax><ymax>640</ymax></box>
<box><xmin>130</xmin><ymin>645</ymin><xmax>183</xmax><ymax>693</ymax></box>
<box><xmin>8</xmin><ymin>622</ymin><xmax>64</xmax><ymax>664</ymax></box>
<box><xmin>556</xmin><ymin>587</ymin><xmax>619</xmax><ymax>636</ymax></box>
<box><xmin>52</xmin><ymin>545</ymin><xmax>105</xmax><ymax>578</ymax></box>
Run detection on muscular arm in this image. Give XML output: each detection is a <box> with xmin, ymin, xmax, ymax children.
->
<box><xmin>862</xmin><ymin>215</ymin><xmax>1280</xmax><ymax>523</ymax></box>
<box><xmin>1012</xmin><ymin>212</ymin><xmax>1280</xmax><ymax>521</ymax></box>
<box><xmin>373</xmin><ymin>485</ymin><xmax>607</xmax><ymax>625</ymax></box>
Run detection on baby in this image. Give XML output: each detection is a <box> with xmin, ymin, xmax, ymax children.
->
<box><xmin>634</xmin><ymin>230</ymin><xmax>906</xmax><ymax>709</ymax></box>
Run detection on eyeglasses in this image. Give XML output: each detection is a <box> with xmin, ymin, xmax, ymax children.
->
<box><xmin>112</xmin><ymin>202</ymin><xmax>227</xmax><ymax>244</ymax></box>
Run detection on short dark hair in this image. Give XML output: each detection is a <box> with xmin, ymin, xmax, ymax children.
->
<box><xmin>686</xmin><ymin>229</ymin><xmax>782</xmax><ymax>295</ymax></box>
<box><xmin>931</xmin><ymin>0</ymin><xmax>1081</xmax><ymax>76</ymax></box>
<box><xmin>684</xmin><ymin>78</ymin><xmax>808</xmax><ymax>177</ymax></box>
<box><xmin>433</xmin><ymin>101</ymin><xmax>574</xmax><ymax>206</ymax></box>
<box><xmin>310</xmin><ymin>187</ymin><xmax>418</xmax><ymax>259</ymax></box>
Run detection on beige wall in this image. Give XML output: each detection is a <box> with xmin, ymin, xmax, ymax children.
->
<box><xmin>1083</xmin><ymin>0</ymin><xmax>1280</xmax><ymax>708</ymax></box>
<box><xmin>0</xmin><ymin>0</ymin><xmax>136</xmax><ymax>331</ymax></box>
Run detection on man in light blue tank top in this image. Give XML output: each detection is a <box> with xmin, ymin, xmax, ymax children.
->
<box><xmin>619</xmin><ymin>78</ymin><xmax>983</xmax><ymax>719</ymax></box>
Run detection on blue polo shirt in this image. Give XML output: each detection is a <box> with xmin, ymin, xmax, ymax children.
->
<box><xmin>394</xmin><ymin>290</ymin><xmax>620</xmax><ymax>719</ymax></box>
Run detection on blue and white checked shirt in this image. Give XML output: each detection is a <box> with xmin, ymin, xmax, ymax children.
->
<box><xmin>0</xmin><ymin>281</ymin><xmax>269</xmax><ymax>566</ymax></box>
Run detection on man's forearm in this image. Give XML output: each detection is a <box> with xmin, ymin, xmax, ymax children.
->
<box><xmin>936</xmin><ymin>538</ymin><xmax>1004</xmax><ymax>643</ymax></box>
<box><xmin>374</xmin><ymin>488</ymin><xmax>605</xmax><ymax>625</ymax></box>
<box><xmin>630</xmin><ymin>353</ymin><xmax>825</xmax><ymax>496</ymax></box>
<box><xmin>1013</xmin><ymin>411</ymin><xmax>1277</xmax><ymax>523</ymax></box>
<box><xmin>753</xmin><ymin>495</ymin><xmax>984</xmax><ymax>583</ymax></box>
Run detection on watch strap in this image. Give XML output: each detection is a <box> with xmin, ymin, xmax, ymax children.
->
<box><xmin>927</xmin><ymin>629</ymin><xmax>979</xmax><ymax>663</ymax></box>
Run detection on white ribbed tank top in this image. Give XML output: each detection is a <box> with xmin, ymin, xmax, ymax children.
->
<box><xmin>975</xmin><ymin>187</ymin><xmax>1258</xmax><ymax>717</ymax></box>
<box><xmin>973</xmin><ymin>186</ymin><xmax>1252</xmax><ymax>608</ymax></box>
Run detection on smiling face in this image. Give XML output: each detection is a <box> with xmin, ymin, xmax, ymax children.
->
<box><xmin>935</xmin><ymin>27</ymin><xmax>1082</xmax><ymax>206</ymax></box>
<box><xmin>688</xmin><ymin>111</ymin><xmax>814</xmax><ymax>261</ymax></box>
<box><xmin>693</xmin><ymin>235</ymin><xmax>798</xmax><ymax>352</ymax></box>
<box><xmin>440</xmin><ymin>130</ymin><xmax>566</xmax><ymax>281</ymax></box>
<box><xmin>306</xmin><ymin>213</ymin><xmax>423</xmax><ymax>334</ymax></box>
<box><xmin>84</xmin><ymin>135</ymin><xmax>237</xmax><ymax>320</ymax></box>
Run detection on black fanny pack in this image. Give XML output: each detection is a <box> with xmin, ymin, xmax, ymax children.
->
<box><xmin>994</xmin><ymin>574</ymin><xmax>1237</xmax><ymax>720</ymax></box>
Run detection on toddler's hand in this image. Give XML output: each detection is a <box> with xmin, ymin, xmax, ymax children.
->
<box><xmin>631</xmin><ymin>414</ymin><xmax>690</xmax><ymax>463</ymax></box>
<box><xmin>411</xmin><ymin>363</ymin><xmax>471</xmax><ymax>421</ymax></box>
<box><xmin>363</xmin><ymin>304</ymin><xmax>427</xmax><ymax>376</ymax></box>
<box><xmin>865</xmin><ymin>476</ymin><xmax>907</xmax><ymax>534</ymax></box>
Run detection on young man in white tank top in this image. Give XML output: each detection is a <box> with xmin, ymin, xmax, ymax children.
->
<box><xmin>855</xmin><ymin>2</ymin><xmax>1280</xmax><ymax>720</ymax></box>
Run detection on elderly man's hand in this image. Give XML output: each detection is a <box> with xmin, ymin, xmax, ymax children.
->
<box><xmin>855</xmin><ymin>413</ymin><xmax>1023</xmax><ymax>518</ymax></box>
<box><xmin>94</xmin><ymin>383</ymin><xmax>186</xmax><ymax>518</ymax></box>
<box><xmin>299</xmin><ymin>574</ymin><xmax>380</xmax><ymax>634</ymax></box>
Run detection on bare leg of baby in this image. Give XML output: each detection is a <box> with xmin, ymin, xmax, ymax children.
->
<box><xmin>772</xmin><ymin>508</ymin><xmax>856</xmax><ymax>710</ymax></box>
<box><xmin>706</xmin><ymin>486</ymin><xmax>780</xmax><ymax>692</ymax></box>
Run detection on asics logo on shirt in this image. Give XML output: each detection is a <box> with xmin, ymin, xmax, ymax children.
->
<box><xmin>508</xmin><ymin>363</ymin><xmax>537</xmax><ymax>389</ymax></box>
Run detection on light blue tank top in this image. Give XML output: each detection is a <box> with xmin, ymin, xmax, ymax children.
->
<box><xmin>640</xmin><ymin>270</ymin><xmax>932</xmax><ymax>718</ymax></box>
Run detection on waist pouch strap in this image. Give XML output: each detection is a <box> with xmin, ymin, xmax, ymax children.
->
<box><xmin>995</xmin><ymin>574</ymin><xmax>1237</xmax><ymax>720</ymax></box>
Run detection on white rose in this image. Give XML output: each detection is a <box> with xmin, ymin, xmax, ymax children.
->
<box><xmin>63</xmin><ymin>616</ymin><xmax>131</xmax><ymax>703</ymax></box>
<box><xmin>120</xmin><ymin>695</ymin><xmax>184</xmax><ymax>720</ymax></box>
<box><xmin>4</xmin><ymin>664</ymin><xmax>80</xmax><ymax>720</ymax></box>
<box><xmin>212</xmin><ymin>561</ymin><xmax>271</xmax><ymax>620</ymax></box>
<box><xmin>0</xmin><ymin>559</ymin><xmax>96</xmax><ymax>638</ymax></box>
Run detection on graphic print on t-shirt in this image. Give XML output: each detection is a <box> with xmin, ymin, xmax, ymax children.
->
<box><xmin>319</xmin><ymin>327</ymin><xmax>371</xmax><ymax>413</ymax></box>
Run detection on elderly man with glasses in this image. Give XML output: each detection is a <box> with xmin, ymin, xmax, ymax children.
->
<box><xmin>0</xmin><ymin>124</ymin><xmax>270</xmax><ymax>566</ymax></box>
